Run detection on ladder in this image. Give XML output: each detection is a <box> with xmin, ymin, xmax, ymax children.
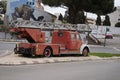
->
<box><xmin>10</xmin><ymin>20</ymin><xmax>92</xmax><ymax>32</ymax></box>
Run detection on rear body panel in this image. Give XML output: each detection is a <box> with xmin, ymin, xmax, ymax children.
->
<box><xmin>17</xmin><ymin>43</ymin><xmax>60</xmax><ymax>56</ymax></box>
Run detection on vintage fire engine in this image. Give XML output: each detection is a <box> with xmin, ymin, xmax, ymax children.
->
<box><xmin>9</xmin><ymin>20</ymin><xmax>91</xmax><ymax>57</ymax></box>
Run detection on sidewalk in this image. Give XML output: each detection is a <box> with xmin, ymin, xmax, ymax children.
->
<box><xmin>0</xmin><ymin>52</ymin><xmax>120</xmax><ymax>66</ymax></box>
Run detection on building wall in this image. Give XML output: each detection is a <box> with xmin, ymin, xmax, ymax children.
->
<box><xmin>87</xmin><ymin>18</ymin><xmax>96</xmax><ymax>25</ymax></box>
<box><xmin>109</xmin><ymin>6</ymin><xmax>120</xmax><ymax>27</ymax></box>
<box><xmin>5</xmin><ymin>0</ymin><xmax>56</xmax><ymax>23</ymax></box>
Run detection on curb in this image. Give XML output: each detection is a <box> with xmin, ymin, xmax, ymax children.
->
<box><xmin>0</xmin><ymin>53</ymin><xmax>120</xmax><ymax>66</ymax></box>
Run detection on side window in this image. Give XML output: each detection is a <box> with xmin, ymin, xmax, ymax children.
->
<box><xmin>76</xmin><ymin>34</ymin><xmax>80</xmax><ymax>40</ymax></box>
<box><xmin>58</xmin><ymin>32</ymin><xmax>63</xmax><ymax>37</ymax></box>
<box><xmin>71</xmin><ymin>34</ymin><xmax>76</xmax><ymax>39</ymax></box>
<box><xmin>79</xmin><ymin>34</ymin><xmax>82</xmax><ymax>40</ymax></box>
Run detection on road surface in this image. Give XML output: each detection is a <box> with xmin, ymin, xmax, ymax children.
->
<box><xmin>89</xmin><ymin>36</ymin><xmax>120</xmax><ymax>54</ymax></box>
<box><xmin>0</xmin><ymin>60</ymin><xmax>120</xmax><ymax>80</ymax></box>
<box><xmin>0</xmin><ymin>42</ymin><xmax>16</xmax><ymax>57</ymax></box>
<box><xmin>90</xmin><ymin>45</ymin><xmax>120</xmax><ymax>54</ymax></box>
<box><xmin>0</xmin><ymin>36</ymin><xmax>120</xmax><ymax>57</ymax></box>
<box><xmin>0</xmin><ymin>40</ymin><xmax>120</xmax><ymax>57</ymax></box>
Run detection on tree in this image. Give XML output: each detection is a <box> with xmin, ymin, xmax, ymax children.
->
<box><xmin>96</xmin><ymin>14</ymin><xmax>101</xmax><ymax>25</ymax></box>
<box><xmin>75</xmin><ymin>10</ymin><xmax>86</xmax><ymax>24</ymax></box>
<box><xmin>0</xmin><ymin>1</ymin><xmax>7</xmax><ymax>14</ymax></box>
<box><xmin>0</xmin><ymin>14</ymin><xmax>3</xmax><ymax>24</ymax></box>
<box><xmin>58</xmin><ymin>14</ymin><xmax>63</xmax><ymax>22</ymax></box>
<box><xmin>42</xmin><ymin>0</ymin><xmax>115</xmax><ymax>24</ymax></box>
<box><xmin>0</xmin><ymin>14</ymin><xmax>2</xmax><ymax>21</ymax></box>
<box><xmin>64</xmin><ymin>11</ymin><xmax>69</xmax><ymax>21</ymax></box>
<box><xmin>103</xmin><ymin>15</ymin><xmax>111</xmax><ymax>26</ymax></box>
<box><xmin>115</xmin><ymin>22</ymin><xmax>120</xmax><ymax>27</ymax></box>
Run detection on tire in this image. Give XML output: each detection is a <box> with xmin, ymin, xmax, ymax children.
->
<box><xmin>82</xmin><ymin>48</ymin><xmax>89</xmax><ymax>57</ymax></box>
<box><xmin>14</xmin><ymin>48</ymin><xmax>18</xmax><ymax>54</ymax></box>
<box><xmin>43</xmin><ymin>48</ymin><xmax>52</xmax><ymax>57</ymax></box>
<box><xmin>23</xmin><ymin>54</ymin><xmax>32</xmax><ymax>57</ymax></box>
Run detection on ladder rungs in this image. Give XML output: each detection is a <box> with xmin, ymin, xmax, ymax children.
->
<box><xmin>10</xmin><ymin>20</ymin><xmax>92</xmax><ymax>32</ymax></box>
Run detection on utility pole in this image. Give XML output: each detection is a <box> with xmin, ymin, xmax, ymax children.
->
<box><xmin>104</xmin><ymin>27</ymin><xmax>109</xmax><ymax>47</ymax></box>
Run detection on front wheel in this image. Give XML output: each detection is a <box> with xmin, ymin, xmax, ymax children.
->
<box><xmin>43</xmin><ymin>48</ymin><xmax>52</xmax><ymax>57</ymax></box>
<box><xmin>82</xmin><ymin>48</ymin><xmax>89</xmax><ymax>56</ymax></box>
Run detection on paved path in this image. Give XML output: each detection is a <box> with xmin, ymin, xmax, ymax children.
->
<box><xmin>0</xmin><ymin>53</ymin><xmax>120</xmax><ymax>66</ymax></box>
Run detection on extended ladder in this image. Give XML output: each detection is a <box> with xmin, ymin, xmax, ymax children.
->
<box><xmin>10</xmin><ymin>20</ymin><xmax>92</xmax><ymax>32</ymax></box>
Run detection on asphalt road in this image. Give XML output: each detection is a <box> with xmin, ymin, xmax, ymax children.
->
<box><xmin>90</xmin><ymin>36</ymin><xmax>120</xmax><ymax>54</ymax></box>
<box><xmin>0</xmin><ymin>60</ymin><xmax>120</xmax><ymax>80</ymax></box>
<box><xmin>0</xmin><ymin>40</ymin><xmax>120</xmax><ymax>57</ymax></box>
<box><xmin>0</xmin><ymin>42</ymin><xmax>16</xmax><ymax>57</ymax></box>
<box><xmin>0</xmin><ymin>36</ymin><xmax>120</xmax><ymax>57</ymax></box>
<box><xmin>99</xmin><ymin>37</ymin><xmax>120</xmax><ymax>48</ymax></box>
<box><xmin>90</xmin><ymin>45</ymin><xmax>120</xmax><ymax>54</ymax></box>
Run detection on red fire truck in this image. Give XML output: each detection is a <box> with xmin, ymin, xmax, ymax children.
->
<box><xmin>9</xmin><ymin>20</ymin><xmax>91</xmax><ymax>57</ymax></box>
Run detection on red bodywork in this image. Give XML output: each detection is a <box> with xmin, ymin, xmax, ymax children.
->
<box><xmin>10</xmin><ymin>27</ymin><xmax>84</xmax><ymax>57</ymax></box>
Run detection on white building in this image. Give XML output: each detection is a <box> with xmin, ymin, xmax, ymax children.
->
<box><xmin>108</xmin><ymin>6</ymin><xmax>120</xmax><ymax>27</ymax></box>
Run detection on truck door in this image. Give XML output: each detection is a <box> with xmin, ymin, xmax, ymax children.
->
<box><xmin>69</xmin><ymin>33</ymin><xmax>82</xmax><ymax>50</ymax></box>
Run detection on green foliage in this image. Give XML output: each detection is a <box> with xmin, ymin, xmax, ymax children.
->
<box><xmin>42</xmin><ymin>0</ymin><xmax>115</xmax><ymax>24</ymax></box>
<box><xmin>0</xmin><ymin>14</ymin><xmax>2</xmax><ymax>17</ymax></box>
<box><xmin>0</xmin><ymin>14</ymin><xmax>2</xmax><ymax>20</ymax></box>
<box><xmin>42</xmin><ymin>0</ymin><xmax>62</xmax><ymax>6</ymax></box>
<box><xmin>0</xmin><ymin>25</ymin><xmax>8</xmax><ymax>32</ymax></box>
<box><xmin>103</xmin><ymin>15</ymin><xmax>111</xmax><ymax>26</ymax></box>
<box><xmin>0</xmin><ymin>21</ymin><xmax>3</xmax><ymax>25</ymax></box>
<box><xmin>0</xmin><ymin>1</ymin><xmax>7</xmax><ymax>14</ymax></box>
<box><xmin>88</xmin><ymin>0</ymin><xmax>115</xmax><ymax>15</ymax></box>
<box><xmin>43</xmin><ymin>0</ymin><xmax>115</xmax><ymax>14</ymax></box>
<box><xmin>58</xmin><ymin>14</ymin><xmax>63</xmax><ymax>22</ymax></box>
<box><xmin>0</xmin><ymin>14</ymin><xmax>3</xmax><ymax>25</ymax></box>
<box><xmin>115</xmin><ymin>22</ymin><xmax>120</xmax><ymax>27</ymax></box>
<box><xmin>96</xmin><ymin>14</ymin><xmax>101</xmax><ymax>25</ymax></box>
<box><xmin>64</xmin><ymin>11</ymin><xmax>69</xmax><ymax>22</ymax></box>
<box><xmin>90</xmin><ymin>53</ymin><xmax>120</xmax><ymax>57</ymax></box>
<box><xmin>75</xmin><ymin>11</ymin><xmax>86</xmax><ymax>24</ymax></box>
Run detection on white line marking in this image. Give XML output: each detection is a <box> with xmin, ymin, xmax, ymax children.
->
<box><xmin>113</xmin><ymin>47</ymin><xmax>120</xmax><ymax>51</ymax></box>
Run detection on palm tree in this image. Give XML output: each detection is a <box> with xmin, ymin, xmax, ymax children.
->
<box><xmin>0</xmin><ymin>14</ymin><xmax>2</xmax><ymax>21</ymax></box>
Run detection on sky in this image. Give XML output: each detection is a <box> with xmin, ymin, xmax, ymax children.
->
<box><xmin>115</xmin><ymin>0</ymin><xmax>120</xmax><ymax>6</ymax></box>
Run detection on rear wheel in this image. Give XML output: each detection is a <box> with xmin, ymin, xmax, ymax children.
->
<box><xmin>43</xmin><ymin>48</ymin><xmax>52</xmax><ymax>57</ymax></box>
<box><xmin>82</xmin><ymin>48</ymin><xmax>89</xmax><ymax>56</ymax></box>
<box><xmin>14</xmin><ymin>47</ymin><xmax>18</xmax><ymax>54</ymax></box>
<box><xmin>14</xmin><ymin>44</ymin><xmax>18</xmax><ymax>54</ymax></box>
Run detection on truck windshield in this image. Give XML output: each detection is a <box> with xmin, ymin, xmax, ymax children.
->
<box><xmin>71</xmin><ymin>34</ymin><xmax>81</xmax><ymax>40</ymax></box>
